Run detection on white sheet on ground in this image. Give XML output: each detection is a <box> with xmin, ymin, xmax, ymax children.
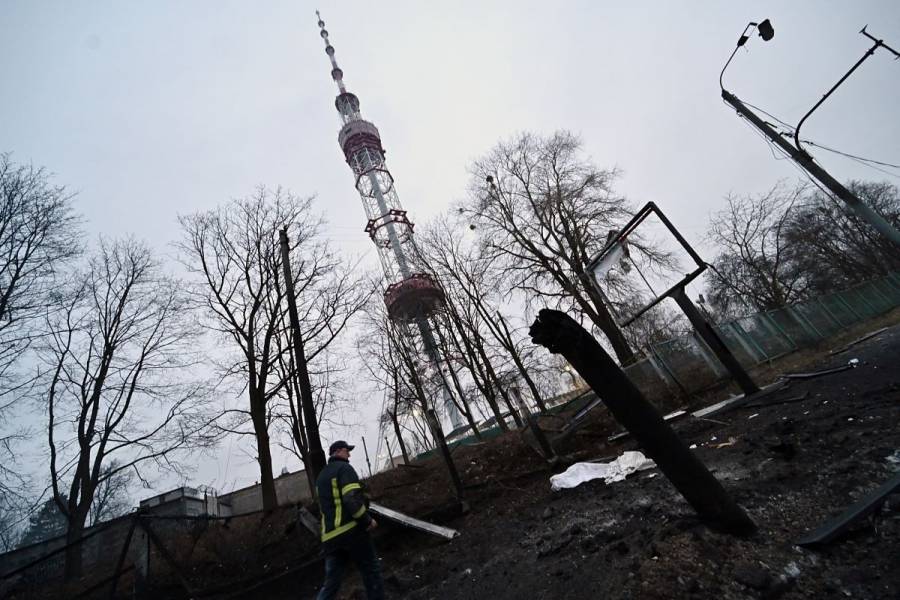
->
<box><xmin>550</xmin><ymin>451</ymin><xmax>656</xmax><ymax>491</ymax></box>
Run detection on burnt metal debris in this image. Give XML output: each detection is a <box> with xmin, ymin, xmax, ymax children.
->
<box><xmin>830</xmin><ymin>327</ymin><xmax>888</xmax><ymax>355</ymax></box>
<box><xmin>797</xmin><ymin>471</ymin><xmax>900</xmax><ymax>547</ymax></box>
<box><xmin>369</xmin><ymin>503</ymin><xmax>460</xmax><ymax>540</ymax></box>
<box><xmin>529</xmin><ymin>308</ymin><xmax>756</xmax><ymax>535</ymax></box>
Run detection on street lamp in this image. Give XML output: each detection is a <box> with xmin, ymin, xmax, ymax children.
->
<box><xmin>719</xmin><ymin>19</ymin><xmax>775</xmax><ymax>90</ymax></box>
<box><xmin>718</xmin><ymin>19</ymin><xmax>900</xmax><ymax>248</ymax></box>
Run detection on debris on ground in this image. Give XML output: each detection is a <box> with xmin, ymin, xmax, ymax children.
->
<box><xmin>12</xmin><ymin>316</ymin><xmax>900</xmax><ymax>600</ymax></box>
<box><xmin>550</xmin><ymin>451</ymin><xmax>656</xmax><ymax>491</ymax></box>
<box><xmin>369</xmin><ymin>503</ymin><xmax>460</xmax><ymax>540</ymax></box>
<box><xmin>796</xmin><ymin>470</ymin><xmax>900</xmax><ymax>547</ymax></box>
<box><xmin>781</xmin><ymin>358</ymin><xmax>859</xmax><ymax>380</ymax></box>
<box><xmin>829</xmin><ymin>327</ymin><xmax>888</xmax><ymax>355</ymax></box>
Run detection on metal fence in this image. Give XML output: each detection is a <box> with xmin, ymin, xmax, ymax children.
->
<box><xmin>0</xmin><ymin>507</ymin><xmax>321</xmax><ymax>599</ymax></box>
<box><xmin>624</xmin><ymin>273</ymin><xmax>900</xmax><ymax>404</ymax></box>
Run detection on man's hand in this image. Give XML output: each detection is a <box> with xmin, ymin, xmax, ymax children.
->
<box><xmin>367</xmin><ymin>518</ymin><xmax>378</xmax><ymax>531</ymax></box>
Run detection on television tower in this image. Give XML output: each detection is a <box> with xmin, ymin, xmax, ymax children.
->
<box><xmin>315</xmin><ymin>14</ymin><xmax>465</xmax><ymax>457</ymax></box>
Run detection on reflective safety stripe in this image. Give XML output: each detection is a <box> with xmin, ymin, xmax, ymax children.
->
<box><xmin>320</xmin><ymin>470</ymin><xmax>366</xmax><ymax>543</ymax></box>
<box><xmin>321</xmin><ymin>520</ymin><xmax>356</xmax><ymax>542</ymax></box>
<box><xmin>341</xmin><ymin>482</ymin><xmax>362</xmax><ymax>496</ymax></box>
<box><xmin>331</xmin><ymin>478</ymin><xmax>342</xmax><ymax>528</ymax></box>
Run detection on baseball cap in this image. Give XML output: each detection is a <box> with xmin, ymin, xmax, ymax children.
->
<box><xmin>329</xmin><ymin>440</ymin><xmax>355</xmax><ymax>454</ymax></box>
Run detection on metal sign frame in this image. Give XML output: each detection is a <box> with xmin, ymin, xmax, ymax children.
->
<box><xmin>587</xmin><ymin>202</ymin><xmax>707</xmax><ymax>327</ymax></box>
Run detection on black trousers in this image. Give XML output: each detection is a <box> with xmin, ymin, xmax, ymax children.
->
<box><xmin>316</xmin><ymin>534</ymin><xmax>384</xmax><ymax>600</ymax></box>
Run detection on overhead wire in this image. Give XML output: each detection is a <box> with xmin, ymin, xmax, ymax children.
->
<box><xmin>724</xmin><ymin>98</ymin><xmax>844</xmax><ymax>208</ymax></box>
<box><xmin>728</xmin><ymin>98</ymin><xmax>900</xmax><ymax>179</ymax></box>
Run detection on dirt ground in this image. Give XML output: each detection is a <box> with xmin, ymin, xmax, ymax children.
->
<box><xmin>18</xmin><ymin>311</ymin><xmax>898</xmax><ymax>599</ymax></box>
<box><xmin>283</xmin><ymin>312</ymin><xmax>900</xmax><ymax>600</ymax></box>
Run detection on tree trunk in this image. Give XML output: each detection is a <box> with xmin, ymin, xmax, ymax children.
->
<box><xmin>432</xmin><ymin>320</ymin><xmax>482</xmax><ymax>439</ymax></box>
<box><xmin>63</xmin><ymin>508</ymin><xmax>89</xmax><ymax>580</ymax></box>
<box><xmin>583</xmin><ymin>282</ymin><xmax>636</xmax><ymax>364</ymax></box>
<box><xmin>249</xmin><ymin>392</ymin><xmax>278</xmax><ymax>510</ymax></box>
<box><xmin>445</xmin><ymin>361</ymin><xmax>482</xmax><ymax>440</ymax></box>
<box><xmin>495</xmin><ymin>312</ymin><xmax>547</xmax><ymax>412</ymax></box>
<box><xmin>391</xmin><ymin>410</ymin><xmax>410</xmax><ymax>464</ymax></box>
<box><xmin>443</xmin><ymin>310</ymin><xmax>508</xmax><ymax>430</ymax></box>
<box><xmin>470</xmin><ymin>336</ymin><xmax>523</xmax><ymax>428</ymax></box>
<box><xmin>279</xmin><ymin>228</ymin><xmax>327</xmax><ymax>482</ymax></box>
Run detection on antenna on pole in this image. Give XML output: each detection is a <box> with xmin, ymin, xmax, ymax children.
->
<box><xmin>316</xmin><ymin>11</ymin><xmax>347</xmax><ymax>94</ymax></box>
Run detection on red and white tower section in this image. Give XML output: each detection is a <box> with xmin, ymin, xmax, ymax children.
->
<box><xmin>316</xmin><ymin>13</ymin><xmax>463</xmax><ymax>428</ymax></box>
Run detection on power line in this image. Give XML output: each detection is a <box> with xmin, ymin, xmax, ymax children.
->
<box><xmin>731</xmin><ymin>96</ymin><xmax>900</xmax><ymax>173</ymax></box>
<box><xmin>726</xmin><ymin>100</ymin><xmax>847</xmax><ymax>208</ymax></box>
<box><xmin>799</xmin><ymin>141</ymin><xmax>900</xmax><ymax>181</ymax></box>
<box><xmin>740</xmin><ymin>100</ymin><xmax>795</xmax><ymax>132</ymax></box>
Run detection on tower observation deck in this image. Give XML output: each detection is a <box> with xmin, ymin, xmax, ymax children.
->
<box><xmin>316</xmin><ymin>13</ymin><xmax>463</xmax><ymax>428</ymax></box>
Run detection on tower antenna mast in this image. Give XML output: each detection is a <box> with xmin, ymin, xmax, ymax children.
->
<box><xmin>315</xmin><ymin>12</ymin><xmax>463</xmax><ymax>496</ymax></box>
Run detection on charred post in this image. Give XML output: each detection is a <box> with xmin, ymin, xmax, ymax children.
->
<box><xmin>529</xmin><ymin>308</ymin><xmax>756</xmax><ymax>535</ymax></box>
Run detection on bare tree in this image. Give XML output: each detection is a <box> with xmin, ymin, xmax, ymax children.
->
<box><xmin>705</xmin><ymin>180</ymin><xmax>900</xmax><ymax>315</ymax></box>
<box><xmin>439</xmin><ymin>295</ymin><xmax>510</xmax><ymax>430</ymax></box>
<box><xmin>357</xmin><ymin>303</ymin><xmax>434</xmax><ymax>457</ymax></box>
<box><xmin>42</xmin><ymin>238</ymin><xmax>214</xmax><ymax>577</ymax></box>
<box><xmin>0</xmin><ymin>155</ymin><xmax>81</xmax><ymax>506</ymax></box>
<box><xmin>88</xmin><ymin>460</ymin><xmax>134</xmax><ymax>526</ymax></box>
<box><xmin>0</xmin><ymin>155</ymin><xmax>81</xmax><ymax>376</ymax></box>
<box><xmin>178</xmin><ymin>187</ymin><xmax>364</xmax><ymax>508</ymax></box>
<box><xmin>273</xmin><ymin>242</ymin><xmax>372</xmax><ymax>487</ymax></box>
<box><xmin>706</xmin><ymin>182</ymin><xmax>810</xmax><ymax>314</ymax></box>
<box><xmin>785</xmin><ymin>180</ymin><xmax>900</xmax><ymax>293</ymax></box>
<box><xmin>416</xmin><ymin>218</ymin><xmax>548</xmax><ymax>414</ymax></box>
<box><xmin>623</xmin><ymin>300</ymin><xmax>689</xmax><ymax>348</ymax></box>
<box><xmin>461</xmin><ymin>132</ymin><xmax>673</xmax><ymax>364</ymax></box>
<box><xmin>0</xmin><ymin>489</ymin><xmax>25</xmax><ymax>552</ymax></box>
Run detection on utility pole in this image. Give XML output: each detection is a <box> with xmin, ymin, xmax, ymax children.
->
<box><xmin>722</xmin><ymin>89</ymin><xmax>900</xmax><ymax>247</ymax></box>
<box><xmin>278</xmin><ymin>227</ymin><xmax>327</xmax><ymax>481</ymax></box>
<box><xmin>361</xmin><ymin>436</ymin><xmax>373</xmax><ymax>478</ymax></box>
<box><xmin>384</xmin><ymin>435</ymin><xmax>395</xmax><ymax>468</ymax></box>
<box><xmin>720</xmin><ymin>21</ymin><xmax>900</xmax><ymax>248</ymax></box>
<box><xmin>670</xmin><ymin>285</ymin><xmax>759</xmax><ymax>396</ymax></box>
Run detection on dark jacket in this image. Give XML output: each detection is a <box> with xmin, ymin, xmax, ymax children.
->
<box><xmin>316</xmin><ymin>456</ymin><xmax>372</xmax><ymax>550</ymax></box>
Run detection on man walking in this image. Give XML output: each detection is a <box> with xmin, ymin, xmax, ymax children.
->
<box><xmin>315</xmin><ymin>440</ymin><xmax>384</xmax><ymax>600</ymax></box>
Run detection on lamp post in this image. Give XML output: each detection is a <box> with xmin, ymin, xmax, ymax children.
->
<box><xmin>719</xmin><ymin>20</ymin><xmax>900</xmax><ymax>248</ymax></box>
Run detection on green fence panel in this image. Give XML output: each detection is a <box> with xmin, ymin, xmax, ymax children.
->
<box><xmin>735</xmin><ymin>313</ymin><xmax>793</xmax><ymax>360</ymax></box>
<box><xmin>623</xmin><ymin>358</ymin><xmax>679</xmax><ymax>412</ymax></box>
<box><xmin>819</xmin><ymin>294</ymin><xmax>859</xmax><ymax>327</ymax></box>
<box><xmin>793</xmin><ymin>301</ymin><xmax>841</xmax><ymax>339</ymax></box>
<box><xmin>652</xmin><ymin>335</ymin><xmax>722</xmax><ymax>394</ymax></box>
<box><xmin>838</xmin><ymin>287</ymin><xmax>878</xmax><ymax>320</ymax></box>
<box><xmin>888</xmin><ymin>274</ymin><xmax>900</xmax><ymax>298</ymax></box>
<box><xmin>768</xmin><ymin>307</ymin><xmax>820</xmax><ymax>347</ymax></box>
<box><xmin>713</xmin><ymin>323</ymin><xmax>762</xmax><ymax>367</ymax></box>
<box><xmin>862</xmin><ymin>280</ymin><xmax>896</xmax><ymax>313</ymax></box>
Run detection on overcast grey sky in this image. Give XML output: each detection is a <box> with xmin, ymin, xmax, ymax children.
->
<box><xmin>2</xmin><ymin>1</ymin><xmax>898</xmax><ymax>498</ymax></box>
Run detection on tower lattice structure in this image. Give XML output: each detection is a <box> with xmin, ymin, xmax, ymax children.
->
<box><xmin>316</xmin><ymin>13</ymin><xmax>463</xmax><ymax>429</ymax></box>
